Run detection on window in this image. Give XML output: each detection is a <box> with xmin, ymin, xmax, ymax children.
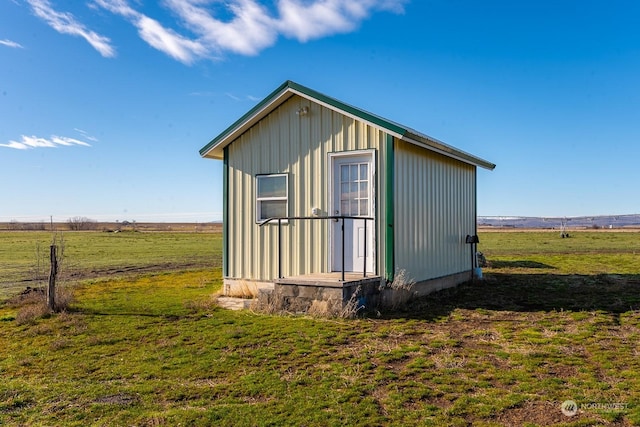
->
<box><xmin>256</xmin><ymin>174</ymin><xmax>288</xmax><ymax>222</ymax></box>
<box><xmin>339</xmin><ymin>163</ymin><xmax>370</xmax><ymax>216</ymax></box>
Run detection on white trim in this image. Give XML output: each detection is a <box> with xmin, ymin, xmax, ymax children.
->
<box><xmin>255</xmin><ymin>173</ymin><xmax>289</xmax><ymax>223</ymax></box>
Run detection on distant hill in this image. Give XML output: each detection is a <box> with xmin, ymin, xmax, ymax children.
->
<box><xmin>478</xmin><ymin>214</ymin><xmax>640</xmax><ymax>229</ymax></box>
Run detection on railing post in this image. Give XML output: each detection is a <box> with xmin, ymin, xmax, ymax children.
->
<box><xmin>341</xmin><ymin>217</ymin><xmax>345</xmax><ymax>282</ymax></box>
<box><xmin>363</xmin><ymin>218</ymin><xmax>367</xmax><ymax>278</ymax></box>
<box><xmin>278</xmin><ymin>218</ymin><xmax>282</xmax><ymax>279</ymax></box>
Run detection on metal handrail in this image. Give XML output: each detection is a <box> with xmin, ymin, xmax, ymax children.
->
<box><xmin>259</xmin><ymin>215</ymin><xmax>374</xmax><ymax>282</ymax></box>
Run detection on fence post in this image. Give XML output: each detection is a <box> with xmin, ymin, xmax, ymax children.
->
<box><xmin>47</xmin><ymin>244</ymin><xmax>57</xmax><ymax>312</ymax></box>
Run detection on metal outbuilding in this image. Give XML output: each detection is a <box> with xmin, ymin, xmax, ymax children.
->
<box><xmin>200</xmin><ymin>80</ymin><xmax>495</xmax><ymax>311</ymax></box>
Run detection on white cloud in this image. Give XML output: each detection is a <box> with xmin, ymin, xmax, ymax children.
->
<box><xmin>92</xmin><ymin>0</ymin><xmax>407</xmax><ymax>63</ymax></box>
<box><xmin>276</xmin><ymin>0</ymin><xmax>363</xmax><ymax>41</ymax></box>
<box><xmin>0</xmin><ymin>135</ymin><xmax>92</xmax><ymax>150</ymax></box>
<box><xmin>274</xmin><ymin>0</ymin><xmax>408</xmax><ymax>41</ymax></box>
<box><xmin>137</xmin><ymin>15</ymin><xmax>207</xmax><ymax>63</ymax></box>
<box><xmin>94</xmin><ymin>0</ymin><xmax>207</xmax><ymax>63</ymax></box>
<box><xmin>27</xmin><ymin>0</ymin><xmax>115</xmax><ymax>57</ymax></box>
<box><xmin>51</xmin><ymin>136</ymin><xmax>92</xmax><ymax>147</ymax></box>
<box><xmin>74</xmin><ymin>128</ymin><xmax>99</xmax><ymax>142</ymax></box>
<box><xmin>27</xmin><ymin>0</ymin><xmax>408</xmax><ymax>63</ymax></box>
<box><xmin>0</xmin><ymin>39</ymin><xmax>24</xmax><ymax>49</ymax></box>
<box><xmin>165</xmin><ymin>0</ymin><xmax>278</xmax><ymax>56</ymax></box>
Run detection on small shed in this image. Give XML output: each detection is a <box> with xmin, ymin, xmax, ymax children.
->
<box><xmin>200</xmin><ymin>81</ymin><xmax>495</xmax><ymax>312</ymax></box>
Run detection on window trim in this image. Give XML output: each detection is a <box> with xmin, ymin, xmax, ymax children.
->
<box><xmin>255</xmin><ymin>173</ymin><xmax>289</xmax><ymax>224</ymax></box>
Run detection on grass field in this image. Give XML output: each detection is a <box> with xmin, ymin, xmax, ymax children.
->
<box><xmin>1</xmin><ymin>230</ymin><xmax>639</xmax><ymax>426</ymax></box>
<box><xmin>0</xmin><ymin>230</ymin><xmax>221</xmax><ymax>299</ymax></box>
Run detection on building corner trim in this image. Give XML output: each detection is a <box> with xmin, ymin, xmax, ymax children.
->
<box><xmin>222</xmin><ymin>146</ymin><xmax>229</xmax><ymax>277</ymax></box>
<box><xmin>384</xmin><ymin>134</ymin><xmax>395</xmax><ymax>282</ymax></box>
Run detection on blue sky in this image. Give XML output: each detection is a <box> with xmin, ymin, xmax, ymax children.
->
<box><xmin>1</xmin><ymin>0</ymin><xmax>639</xmax><ymax>222</ymax></box>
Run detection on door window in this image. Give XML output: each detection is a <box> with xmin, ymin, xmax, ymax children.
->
<box><xmin>339</xmin><ymin>163</ymin><xmax>369</xmax><ymax>216</ymax></box>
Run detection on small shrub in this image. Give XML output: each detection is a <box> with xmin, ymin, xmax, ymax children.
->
<box><xmin>15</xmin><ymin>303</ymin><xmax>49</xmax><ymax>325</ymax></box>
<box><xmin>12</xmin><ymin>285</ymin><xmax>75</xmax><ymax>325</ymax></box>
<box><xmin>50</xmin><ymin>337</ymin><xmax>71</xmax><ymax>351</ymax></box>
<box><xmin>54</xmin><ymin>285</ymin><xmax>75</xmax><ymax>311</ymax></box>
<box><xmin>306</xmin><ymin>297</ymin><xmax>343</xmax><ymax>318</ymax></box>
<box><xmin>250</xmin><ymin>289</ymin><xmax>281</xmax><ymax>314</ymax></box>
<box><xmin>340</xmin><ymin>285</ymin><xmax>363</xmax><ymax>318</ymax></box>
<box><xmin>387</xmin><ymin>269</ymin><xmax>416</xmax><ymax>310</ymax></box>
<box><xmin>306</xmin><ymin>300</ymin><xmax>331</xmax><ymax>316</ymax></box>
<box><xmin>184</xmin><ymin>294</ymin><xmax>220</xmax><ymax>312</ymax></box>
<box><xmin>6</xmin><ymin>288</ymin><xmax>45</xmax><ymax>309</ymax></box>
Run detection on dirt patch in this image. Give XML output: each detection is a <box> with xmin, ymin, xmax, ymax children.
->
<box><xmin>64</xmin><ymin>261</ymin><xmax>213</xmax><ymax>281</ymax></box>
<box><xmin>492</xmin><ymin>400</ymin><xmax>624</xmax><ymax>426</ymax></box>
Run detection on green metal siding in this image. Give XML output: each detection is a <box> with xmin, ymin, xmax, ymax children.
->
<box><xmin>226</xmin><ymin>95</ymin><xmax>384</xmax><ymax>282</ymax></box>
<box><xmin>394</xmin><ymin>140</ymin><xmax>476</xmax><ymax>282</ymax></box>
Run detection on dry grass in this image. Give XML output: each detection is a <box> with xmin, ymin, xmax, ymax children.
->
<box><xmin>54</xmin><ymin>285</ymin><xmax>75</xmax><ymax>311</ymax></box>
<box><xmin>8</xmin><ymin>285</ymin><xmax>75</xmax><ymax>325</ymax></box>
<box><xmin>340</xmin><ymin>285</ymin><xmax>363</xmax><ymax>318</ymax></box>
<box><xmin>386</xmin><ymin>269</ymin><xmax>416</xmax><ymax>310</ymax></box>
<box><xmin>225</xmin><ymin>280</ymin><xmax>260</xmax><ymax>298</ymax></box>
<box><xmin>249</xmin><ymin>289</ymin><xmax>279</xmax><ymax>314</ymax></box>
<box><xmin>306</xmin><ymin>299</ymin><xmax>333</xmax><ymax>317</ymax></box>
<box><xmin>15</xmin><ymin>301</ymin><xmax>50</xmax><ymax>325</ymax></box>
<box><xmin>184</xmin><ymin>292</ymin><xmax>221</xmax><ymax>312</ymax></box>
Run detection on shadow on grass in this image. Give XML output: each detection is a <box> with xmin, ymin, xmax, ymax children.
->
<box><xmin>76</xmin><ymin>309</ymin><xmax>188</xmax><ymax>320</ymax></box>
<box><xmin>387</xmin><ymin>273</ymin><xmax>640</xmax><ymax>321</ymax></box>
<box><xmin>489</xmin><ymin>260</ymin><xmax>556</xmax><ymax>269</ymax></box>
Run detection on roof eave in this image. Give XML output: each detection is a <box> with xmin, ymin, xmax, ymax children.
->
<box><xmin>200</xmin><ymin>80</ymin><xmax>496</xmax><ymax>171</ymax></box>
<box><xmin>199</xmin><ymin>80</ymin><xmax>295</xmax><ymax>159</ymax></box>
<box><xmin>403</xmin><ymin>131</ymin><xmax>496</xmax><ymax>170</ymax></box>
<box><xmin>199</xmin><ymin>80</ymin><xmax>409</xmax><ymax>160</ymax></box>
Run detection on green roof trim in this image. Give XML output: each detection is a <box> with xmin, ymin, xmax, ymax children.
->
<box><xmin>284</xmin><ymin>81</ymin><xmax>408</xmax><ymax>136</ymax></box>
<box><xmin>199</xmin><ymin>80</ymin><xmax>408</xmax><ymax>158</ymax></box>
<box><xmin>198</xmin><ymin>80</ymin><xmax>292</xmax><ymax>157</ymax></box>
<box><xmin>199</xmin><ymin>80</ymin><xmax>495</xmax><ymax>170</ymax></box>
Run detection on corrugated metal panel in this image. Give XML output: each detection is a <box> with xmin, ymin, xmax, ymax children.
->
<box><xmin>394</xmin><ymin>140</ymin><xmax>476</xmax><ymax>282</ymax></box>
<box><xmin>226</xmin><ymin>95</ymin><xmax>384</xmax><ymax>282</ymax></box>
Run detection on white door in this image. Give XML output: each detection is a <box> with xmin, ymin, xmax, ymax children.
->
<box><xmin>331</xmin><ymin>153</ymin><xmax>375</xmax><ymax>274</ymax></box>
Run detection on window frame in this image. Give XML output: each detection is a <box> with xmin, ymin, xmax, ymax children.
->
<box><xmin>255</xmin><ymin>173</ymin><xmax>289</xmax><ymax>224</ymax></box>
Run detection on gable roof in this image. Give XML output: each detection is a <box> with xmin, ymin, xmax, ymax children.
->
<box><xmin>200</xmin><ymin>80</ymin><xmax>495</xmax><ymax>170</ymax></box>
